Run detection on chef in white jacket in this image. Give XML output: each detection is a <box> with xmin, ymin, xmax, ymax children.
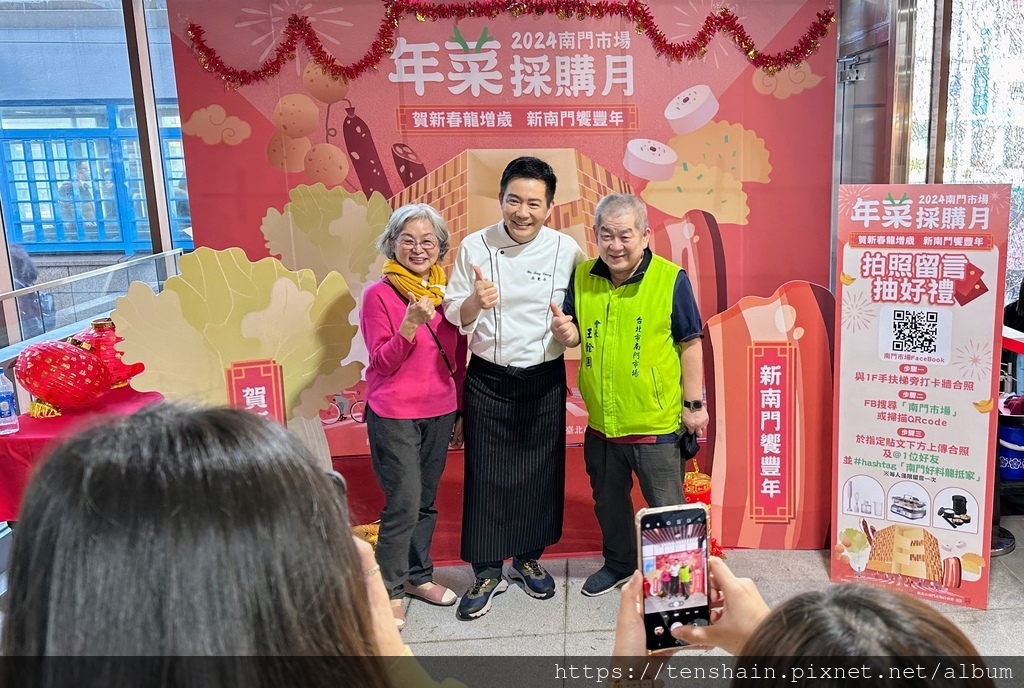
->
<box><xmin>442</xmin><ymin>156</ymin><xmax>585</xmax><ymax>621</ymax></box>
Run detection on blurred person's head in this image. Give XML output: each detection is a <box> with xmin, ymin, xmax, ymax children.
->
<box><xmin>736</xmin><ymin>584</ymin><xmax>993</xmax><ymax>688</ymax></box>
<box><xmin>8</xmin><ymin>244</ymin><xmax>38</xmax><ymax>287</ymax></box>
<box><xmin>3</xmin><ymin>404</ymin><xmax>389</xmax><ymax>685</ymax></box>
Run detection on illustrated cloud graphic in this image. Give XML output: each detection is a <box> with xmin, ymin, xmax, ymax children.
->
<box><xmin>752</xmin><ymin>63</ymin><xmax>823</xmax><ymax>100</ymax></box>
<box><xmin>182</xmin><ymin>104</ymin><xmax>252</xmax><ymax>145</ymax></box>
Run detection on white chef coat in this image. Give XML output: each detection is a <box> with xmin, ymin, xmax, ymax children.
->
<box><xmin>443</xmin><ymin>221</ymin><xmax>586</xmax><ymax>368</ymax></box>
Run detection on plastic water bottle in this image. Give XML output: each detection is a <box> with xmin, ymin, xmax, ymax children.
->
<box><xmin>0</xmin><ymin>368</ymin><xmax>20</xmax><ymax>435</ymax></box>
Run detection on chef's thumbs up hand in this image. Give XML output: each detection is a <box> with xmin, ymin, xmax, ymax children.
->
<box><xmin>549</xmin><ymin>302</ymin><xmax>579</xmax><ymax>347</ymax></box>
<box><xmin>472</xmin><ymin>266</ymin><xmax>498</xmax><ymax>310</ymax></box>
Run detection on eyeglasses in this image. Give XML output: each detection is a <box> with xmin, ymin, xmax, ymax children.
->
<box><xmin>398</xmin><ymin>237</ymin><xmax>439</xmax><ymax>251</ymax></box>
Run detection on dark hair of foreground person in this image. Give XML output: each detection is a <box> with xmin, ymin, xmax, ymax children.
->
<box><xmin>2</xmin><ymin>404</ymin><xmax>391</xmax><ymax>688</ymax></box>
<box><xmin>733</xmin><ymin>583</ymin><xmax>996</xmax><ymax>688</ymax></box>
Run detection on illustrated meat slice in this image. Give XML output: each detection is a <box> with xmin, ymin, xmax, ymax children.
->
<box><xmin>942</xmin><ymin>556</ymin><xmax>962</xmax><ymax>589</ymax></box>
<box><xmin>392</xmin><ymin>143</ymin><xmax>427</xmax><ymax>187</ymax></box>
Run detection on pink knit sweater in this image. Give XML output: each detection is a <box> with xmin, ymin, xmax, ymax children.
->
<box><xmin>360</xmin><ymin>279</ymin><xmax>466</xmax><ymax>419</ymax></box>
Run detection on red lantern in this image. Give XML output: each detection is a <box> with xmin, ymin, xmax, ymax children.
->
<box><xmin>683</xmin><ymin>458</ymin><xmax>712</xmax><ymax>506</ymax></box>
<box><xmin>73</xmin><ymin>317</ymin><xmax>144</xmax><ymax>388</ymax></box>
<box><xmin>14</xmin><ymin>339</ymin><xmax>111</xmax><ymax>417</ymax></box>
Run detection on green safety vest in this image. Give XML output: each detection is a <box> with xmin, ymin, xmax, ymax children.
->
<box><xmin>575</xmin><ymin>255</ymin><xmax>681</xmax><ymax>437</ymax></box>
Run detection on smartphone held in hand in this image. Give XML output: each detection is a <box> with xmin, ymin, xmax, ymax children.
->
<box><xmin>636</xmin><ymin>503</ymin><xmax>711</xmax><ymax>653</ymax></box>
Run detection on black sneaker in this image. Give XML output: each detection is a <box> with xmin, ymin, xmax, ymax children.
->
<box><xmin>581</xmin><ymin>565</ymin><xmax>633</xmax><ymax>597</ymax></box>
<box><xmin>507</xmin><ymin>558</ymin><xmax>556</xmax><ymax>599</ymax></box>
<box><xmin>456</xmin><ymin>577</ymin><xmax>508</xmax><ymax>620</ymax></box>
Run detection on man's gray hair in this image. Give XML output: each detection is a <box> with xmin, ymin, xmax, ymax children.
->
<box><xmin>594</xmin><ymin>193</ymin><xmax>649</xmax><ymax>233</ymax></box>
<box><xmin>375</xmin><ymin>203</ymin><xmax>451</xmax><ymax>260</ymax></box>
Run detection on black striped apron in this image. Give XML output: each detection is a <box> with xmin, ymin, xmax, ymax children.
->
<box><xmin>460</xmin><ymin>355</ymin><xmax>566</xmax><ymax>563</ymax></box>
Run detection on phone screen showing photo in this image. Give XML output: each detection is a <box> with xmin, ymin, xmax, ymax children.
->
<box><xmin>640</xmin><ymin>507</ymin><xmax>710</xmax><ymax>652</ymax></box>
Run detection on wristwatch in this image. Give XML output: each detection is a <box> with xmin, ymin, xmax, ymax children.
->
<box><xmin>683</xmin><ymin>399</ymin><xmax>703</xmax><ymax>410</ymax></box>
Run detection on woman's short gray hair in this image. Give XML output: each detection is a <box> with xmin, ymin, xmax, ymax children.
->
<box><xmin>375</xmin><ymin>203</ymin><xmax>451</xmax><ymax>261</ymax></box>
<box><xmin>594</xmin><ymin>193</ymin><xmax>649</xmax><ymax>233</ymax></box>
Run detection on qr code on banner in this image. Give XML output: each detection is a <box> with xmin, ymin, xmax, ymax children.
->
<box><xmin>878</xmin><ymin>306</ymin><xmax>952</xmax><ymax>364</ymax></box>
<box><xmin>892</xmin><ymin>309</ymin><xmax>939</xmax><ymax>353</ymax></box>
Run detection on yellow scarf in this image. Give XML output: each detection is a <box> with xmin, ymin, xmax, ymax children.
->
<box><xmin>382</xmin><ymin>259</ymin><xmax>447</xmax><ymax>307</ymax></box>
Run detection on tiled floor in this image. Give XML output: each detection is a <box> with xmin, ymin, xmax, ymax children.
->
<box><xmin>404</xmin><ymin>515</ymin><xmax>1024</xmax><ymax>656</ymax></box>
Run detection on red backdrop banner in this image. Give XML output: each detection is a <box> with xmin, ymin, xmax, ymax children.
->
<box><xmin>166</xmin><ymin>0</ymin><xmax>838</xmax><ymax>554</ymax></box>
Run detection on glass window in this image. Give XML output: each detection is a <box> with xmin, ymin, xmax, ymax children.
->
<box><xmin>0</xmin><ymin>0</ymin><xmax>182</xmax><ymax>344</ymax></box>
<box><xmin>0</xmin><ymin>104</ymin><xmax>109</xmax><ymax>130</ymax></box>
<box><xmin>144</xmin><ymin>3</ymin><xmax>192</xmax><ymax>248</ymax></box>
<box><xmin>945</xmin><ymin>1</ymin><xmax>1024</xmax><ymax>306</ymax></box>
<box><xmin>908</xmin><ymin>0</ymin><xmax>935</xmax><ymax>184</ymax></box>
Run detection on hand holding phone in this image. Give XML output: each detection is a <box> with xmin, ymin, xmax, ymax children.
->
<box><xmin>636</xmin><ymin>503</ymin><xmax>711</xmax><ymax>653</ymax></box>
<box><xmin>669</xmin><ymin>556</ymin><xmax>771</xmax><ymax>655</ymax></box>
<box><xmin>611</xmin><ymin>571</ymin><xmax>649</xmax><ymax>656</ymax></box>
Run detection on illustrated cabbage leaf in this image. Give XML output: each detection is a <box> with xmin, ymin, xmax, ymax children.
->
<box><xmin>839</xmin><ymin>527</ymin><xmax>869</xmax><ymax>553</ymax></box>
<box><xmin>261</xmin><ymin>182</ymin><xmax>390</xmax><ymax>286</ymax></box>
<box><xmin>113</xmin><ymin>247</ymin><xmax>361</xmax><ymax>420</ymax></box>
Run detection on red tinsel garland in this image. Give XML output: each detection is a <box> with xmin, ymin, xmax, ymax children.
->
<box><xmin>187</xmin><ymin>1</ymin><xmax>835</xmax><ymax>89</ymax></box>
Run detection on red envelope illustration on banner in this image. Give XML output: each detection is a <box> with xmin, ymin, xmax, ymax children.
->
<box><xmin>955</xmin><ymin>277</ymin><xmax>989</xmax><ymax>306</ymax></box>
<box><xmin>953</xmin><ymin>260</ymin><xmax>984</xmax><ymax>301</ymax></box>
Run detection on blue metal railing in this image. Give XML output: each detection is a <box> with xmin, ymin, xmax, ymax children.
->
<box><xmin>0</xmin><ymin>102</ymin><xmax>194</xmax><ymax>256</ymax></box>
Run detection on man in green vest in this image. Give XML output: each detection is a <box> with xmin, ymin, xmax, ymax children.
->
<box><xmin>549</xmin><ymin>193</ymin><xmax>709</xmax><ymax>597</ymax></box>
<box><xmin>679</xmin><ymin>561</ymin><xmax>692</xmax><ymax>600</ymax></box>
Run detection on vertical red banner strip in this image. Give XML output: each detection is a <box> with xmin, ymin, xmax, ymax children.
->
<box><xmin>749</xmin><ymin>343</ymin><xmax>796</xmax><ymax>523</ymax></box>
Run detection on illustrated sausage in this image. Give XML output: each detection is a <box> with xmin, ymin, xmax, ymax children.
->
<box><xmin>342</xmin><ymin>104</ymin><xmax>393</xmax><ymax>198</ymax></box>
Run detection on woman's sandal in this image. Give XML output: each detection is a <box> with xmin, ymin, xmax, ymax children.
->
<box><xmin>403</xmin><ymin>581</ymin><xmax>457</xmax><ymax>606</ymax></box>
<box><xmin>391</xmin><ymin>599</ymin><xmax>406</xmax><ymax>631</ymax></box>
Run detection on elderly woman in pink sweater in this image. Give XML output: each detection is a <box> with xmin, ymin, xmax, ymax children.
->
<box><xmin>360</xmin><ymin>203</ymin><xmax>466</xmax><ymax>631</ymax></box>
